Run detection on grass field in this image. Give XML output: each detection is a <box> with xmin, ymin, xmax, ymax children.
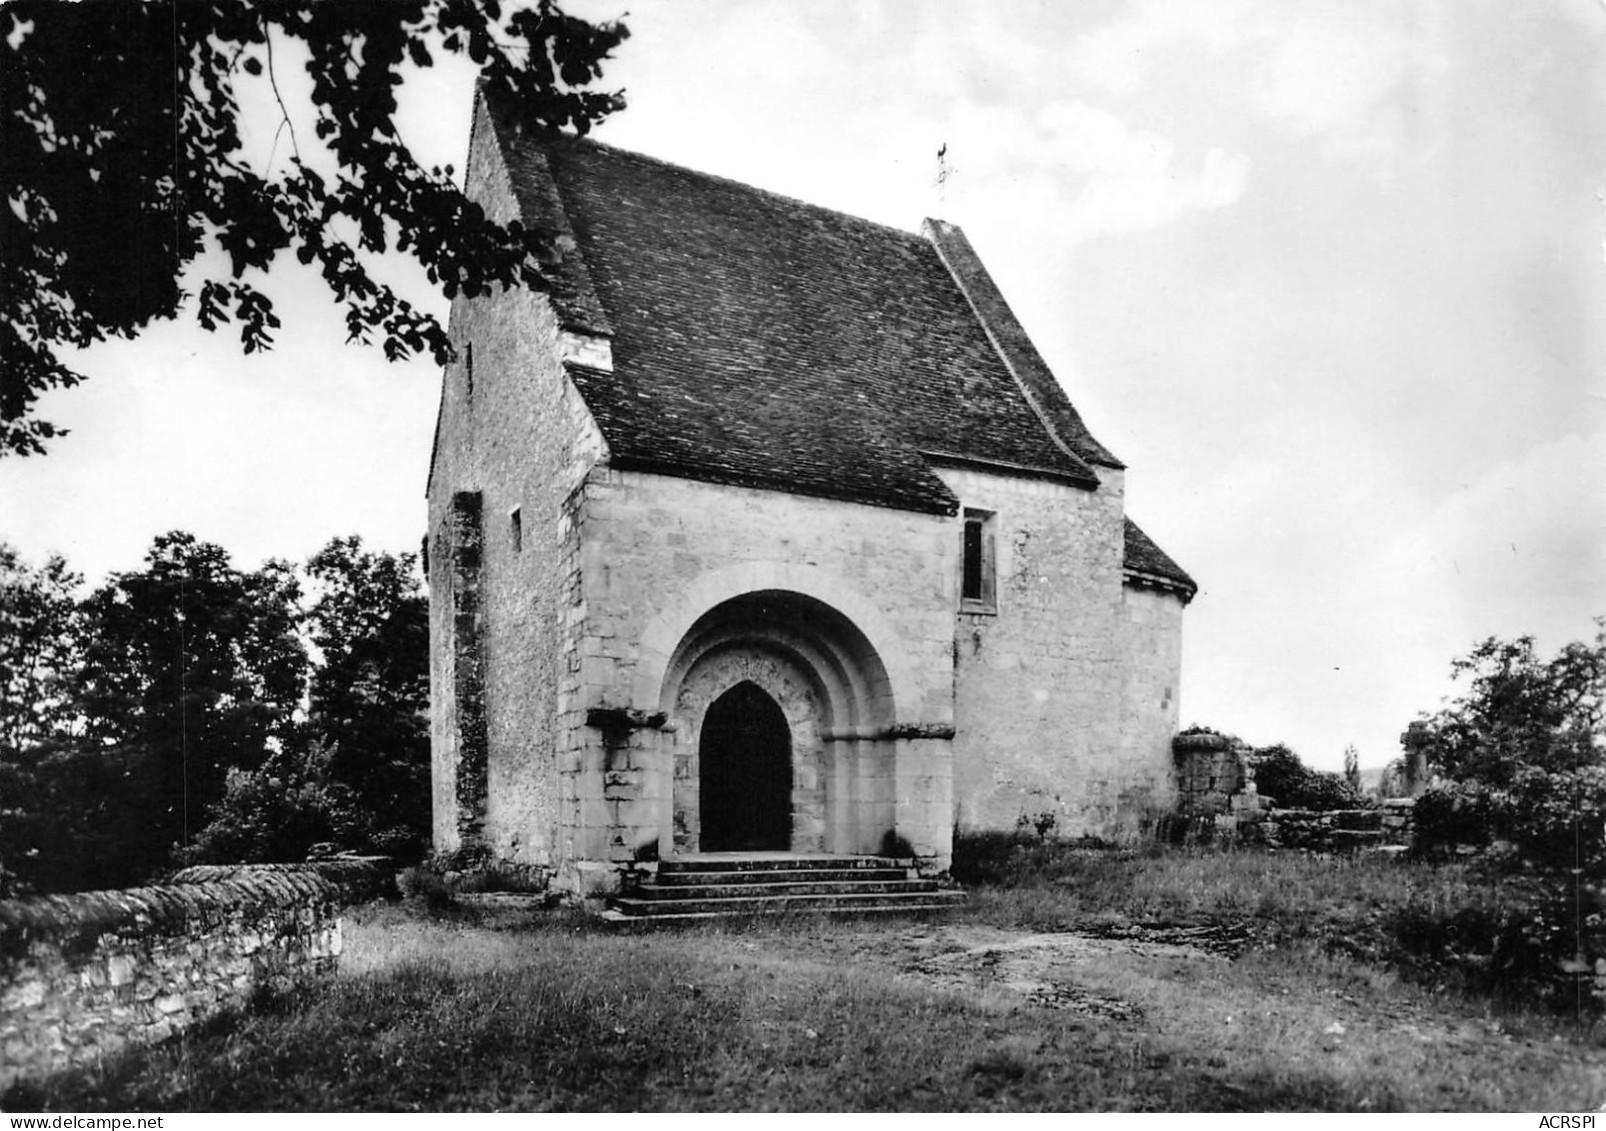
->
<box><xmin>11</xmin><ymin>846</ymin><xmax>1605</xmax><ymax>1112</ymax></box>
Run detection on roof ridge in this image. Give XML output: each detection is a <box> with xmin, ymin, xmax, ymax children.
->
<box><xmin>483</xmin><ymin>82</ymin><xmax>928</xmax><ymax>244</ymax></box>
<box><xmin>543</xmin><ymin>129</ymin><xmax>933</xmax><ymax>246</ymax></box>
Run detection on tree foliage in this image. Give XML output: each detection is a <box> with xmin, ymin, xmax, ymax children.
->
<box><xmin>2</xmin><ymin>0</ymin><xmax>627</xmax><ymax>454</ymax></box>
<box><xmin>1404</xmin><ymin>625</ymin><xmax>1606</xmax><ymax>1013</ymax></box>
<box><xmin>0</xmin><ymin>544</ymin><xmax>82</xmax><ymax>750</ymax></box>
<box><xmin>1412</xmin><ymin>621</ymin><xmax>1606</xmax><ymax>872</ymax></box>
<box><xmin>0</xmin><ymin>534</ymin><xmax>435</xmax><ymax>892</ymax></box>
<box><xmin>1251</xmin><ymin>742</ymin><xmax>1359</xmax><ymax>811</ymax></box>
<box><xmin>1417</xmin><ymin>626</ymin><xmax>1604</xmax><ymax>788</ymax></box>
<box><xmin>71</xmin><ymin>533</ymin><xmax>309</xmax><ymax>878</ymax></box>
<box><xmin>300</xmin><ymin>536</ymin><xmax>430</xmax><ymax>855</ymax></box>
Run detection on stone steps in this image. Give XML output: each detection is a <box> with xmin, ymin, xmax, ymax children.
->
<box><xmin>598</xmin><ymin>899</ymin><xmax>964</xmax><ymax>924</ymax></box>
<box><xmin>626</xmin><ymin>878</ymin><xmax>943</xmax><ymax>901</ymax></box>
<box><xmin>604</xmin><ymin>854</ymin><xmax>964</xmax><ymax>923</ymax></box>
<box><xmin>658</xmin><ymin>853</ymin><xmax>916</xmax><ymax>873</ymax></box>
<box><xmin>649</xmin><ymin>867</ymin><xmax>914</xmax><ymax>886</ymax></box>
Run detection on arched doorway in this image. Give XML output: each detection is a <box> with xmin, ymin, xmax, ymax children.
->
<box><xmin>699</xmin><ymin>681</ymin><xmax>791</xmax><ymax>851</ymax></box>
<box><xmin>660</xmin><ymin>589</ymin><xmax>901</xmax><ymax>856</ymax></box>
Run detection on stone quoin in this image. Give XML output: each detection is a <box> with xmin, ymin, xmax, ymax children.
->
<box><xmin>425</xmin><ymin>88</ymin><xmax>1197</xmax><ymax>895</ymax></box>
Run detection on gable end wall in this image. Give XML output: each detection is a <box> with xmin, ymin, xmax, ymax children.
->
<box><xmin>427</xmin><ymin>98</ymin><xmax>608</xmax><ymax>867</ymax></box>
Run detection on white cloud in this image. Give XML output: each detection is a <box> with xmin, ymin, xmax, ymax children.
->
<box><xmin>1175</xmin><ymin>423</ymin><xmax>1606</xmax><ymax>772</ymax></box>
<box><xmin>948</xmin><ymin>100</ymin><xmax>1250</xmax><ymax>241</ymax></box>
<box><xmin>1372</xmin><ymin>426</ymin><xmax>1606</xmax><ymax>647</ymax></box>
<box><xmin>1065</xmin><ymin>0</ymin><xmax>1453</xmax><ymax>173</ymax></box>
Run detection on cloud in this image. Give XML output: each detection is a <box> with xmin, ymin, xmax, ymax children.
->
<box><xmin>1066</xmin><ymin>0</ymin><xmax>1453</xmax><ymax>173</ymax></box>
<box><xmin>1178</xmin><ymin>422</ymin><xmax>1606</xmax><ymax>771</ymax></box>
<box><xmin>944</xmin><ymin>100</ymin><xmax>1250</xmax><ymax>241</ymax></box>
<box><xmin>1372</xmin><ymin>426</ymin><xmax>1606</xmax><ymax>646</ymax></box>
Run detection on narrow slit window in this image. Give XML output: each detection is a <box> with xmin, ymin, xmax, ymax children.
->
<box><xmin>962</xmin><ymin>519</ymin><xmax>984</xmax><ymax>600</ymax></box>
<box><xmin>464</xmin><ymin>342</ymin><xmax>474</xmax><ymax>401</ymax></box>
<box><xmin>960</xmin><ymin>508</ymin><xmax>997</xmax><ymax>613</ymax></box>
<box><xmin>509</xmin><ymin>506</ymin><xmax>522</xmax><ymax>553</ymax></box>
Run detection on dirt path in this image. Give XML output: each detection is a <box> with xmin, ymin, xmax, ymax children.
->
<box><xmin>746</xmin><ymin>919</ymin><xmax>1606</xmax><ymax>1111</ymax></box>
<box><xmin>893</xmin><ymin>925</ymin><xmax>1227</xmax><ymax>1021</ymax></box>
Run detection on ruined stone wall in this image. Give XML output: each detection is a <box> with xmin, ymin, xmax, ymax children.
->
<box><xmin>0</xmin><ymin>871</ymin><xmax>348</xmax><ymax>1089</ymax></box>
<box><xmin>427</xmin><ymin>95</ymin><xmax>605</xmax><ymax>870</ymax></box>
<box><xmin>1171</xmin><ymin>734</ymin><xmax>1416</xmax><ymax>850</ymax></box>
<box><xmin>1172</xmin><ymin>732</ymin><xmax>1251</xmax><ymax>817</ymax></box>
<box><xmin>1252</xmin><ymin>802</ymin><xmax>1417</xmax><ymax>852</ymax></box>
<box><xmin>936</xmin><ymin>466</ymin><xmax>1166</xmax><ymax>838</ymax></box>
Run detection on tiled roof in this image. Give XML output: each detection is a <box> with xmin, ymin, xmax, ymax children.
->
<box><xmin>487</xmin><ymin>97</ymin><xmax>1114</xmax><ymax>515</ymax></box>
<box><xmin>1122</xmin><ymin>517</ymin><xmax>1197</xmax><ymax>601</ymax></box>
<box><xmin>924</xmin><ymin>219</ymin><xmax>1121</xmax><ymax>470</ymax></box>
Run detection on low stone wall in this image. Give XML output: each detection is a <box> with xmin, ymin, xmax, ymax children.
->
<box><xmin>1249</xmin><ymin>800</ymin><xmax>1416</xmax><ymax>852</ymax></box>
<box><xmin>0</xmin><ymin>861</ymin><xmax>387</xmax><ymax>1089</ymax></box>
<box><xmin>1171</xmin><ymin>733</ymin><xmax>1417</xmax><ymax>852</ymax></box>
<box><xmin>168</xmin><ymin>856</ymin><xmax>395</xmax><ymax>903</ymax></box>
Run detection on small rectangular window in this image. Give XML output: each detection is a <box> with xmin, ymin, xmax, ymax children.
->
<box><xmin>960</xmin><ymin>508</ymin><xmax>996</xmax><ymax>613</ymax></box>
<box><xmin>509</xmin><ymin>506</ymin><xmax>522</xmax><ymax>553</ymax></box>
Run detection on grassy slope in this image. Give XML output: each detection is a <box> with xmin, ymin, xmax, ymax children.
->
<box><xmin>11</xmin><ymin>849</ymin><xmax>1605</xmax><ymax>1112</ymax></box>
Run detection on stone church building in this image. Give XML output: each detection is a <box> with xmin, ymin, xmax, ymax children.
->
<box><xmin>426</xmin><ymin>92</ymin><xmax>1196</xmax><ymax>894</ymax></box>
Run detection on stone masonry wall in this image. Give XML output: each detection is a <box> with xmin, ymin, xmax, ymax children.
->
<box><xmin>0</xmin><ymin>868</ymin><xmax>358</xmax><ymax>1089</ymax></box>
<box><xmin>1171</xmin><ymin>733</ymin><xmax>1416</xmax><ymax>850</ymax></box>
<box><xmin>580</xmin><ymin>469</ymin><xmax>957</xmax><ymax>724</ymax></box>
<box><xmin>937</xmin><ymin>466</ymin><xmax>1173</xmax><ymax>838</ymax></box>
<box><xmin>570</xmin><ymin>469</ymin><xmax>959</xmax><ymax>877</ymax></box>
<box><xmin>1251</xmin><ymin>801</ymin><xmax>1417</xmax><ymax>852</ymax></box>
<box><xmin>427</xmin><ymin>94</ymin><xmax>606</xmax><ymax>869</ymax></box>
<box><xmin>1172</xmin><ymin>732</ymin><xmax>1251</xmax><ymax>817</ymax></box>
<box><xmin>1117</xmin><ymin>584</ymin><xmax>1187</xmax><ymax>834</ymax></box>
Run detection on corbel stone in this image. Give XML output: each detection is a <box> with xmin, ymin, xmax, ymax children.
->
<box><xmin>586</xmin><ymin>706</ymin><xmax>669</xmax><ymax>733</ymax></box>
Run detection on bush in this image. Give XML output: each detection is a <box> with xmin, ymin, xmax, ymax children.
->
<box><xmin>1412</xmin><ymin>784</ymin><xmax>1503</xmax><ymax>853</ymax></box>
<box><xmin>1386</xmin><ymin>876</ymin><xmax>1606</xmax><ymax>1013</ymax></box>
<box><xmin>397</xmin><ymin>865</ymin><xmax>454</xmax><ymax>909</ymax></box>
<box><xmin>1252</xmin><ymin>744</ymin><xmax>1361</xmax><ymax>811</ymax></box>
<box><xmin>179</xmin><ymin>743</ymin><xmax>365</xmax><ymax>866</ymax></box>
<box><xmin>949</xmin><ymin>828</ymin><xmax>1111</xmax><ymax>887</ymax></box>
<box><xmin>1415</xmin><ymin>766</ymin><xmax>1606</xmax><ymax>873</ymax></box>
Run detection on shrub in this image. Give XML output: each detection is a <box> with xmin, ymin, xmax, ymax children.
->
<box><xmin>1395</xmin><ymin>623</ymin><xmax>1606</xmax><ymax>1016</ymax></box>
<box><xmin>1412</xmin><ymin>784</ymin><xmax>1503</xmax><ymax>854</ymax></box>
<box><xmin>949</xmin><ymin>828</ymin><xmax>1111</xmax><ymax>887</ymax></box>
<box><xmin>179</xmin><ymin>742</ymin><xmax>365</xmax><ymax>866</ymax></box>
<box><xmin>951</xmin><ymin>830</ymin><xmax>1035</xmax><ymax>886</ymax></box>
<box><xmin>396</xmin><ymin>865</ymin><xmax>454</xmax><ymax>910</ymax></box>
<box><xmin>1252</xmin><ymin>744</ymin><xmax>1361</xmax><ymax>811</ymax></box>
<box><xmin>1415</xmin><ymin>766</ymin><xmax>1606</xmax><ymax>873</ymax></box>
<box><xmin>879</xmin><ymin>829</ymin><xmax>915</xmax><ymax>858</ymax></box>
<box><xmin>1386</xmin><ymin>876</ymin><xmax>1606</xmax><ymax>1013</ymax></box>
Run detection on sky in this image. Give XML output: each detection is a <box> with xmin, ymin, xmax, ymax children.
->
<box><xmin>3</xmin><ymin>0</ymin><xmax>1604</xmax><ymax>772</ymax></box>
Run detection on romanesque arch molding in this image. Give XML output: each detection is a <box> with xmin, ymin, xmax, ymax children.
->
<box><xmin>656</xmin><ymin>588</ymin><xmax>900</xmax><ymax>854</ymax></box>
<box><xmin>631</xmin><ymin>561</ymin><xmax>912</xmax><ymax>720</ymax></box>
